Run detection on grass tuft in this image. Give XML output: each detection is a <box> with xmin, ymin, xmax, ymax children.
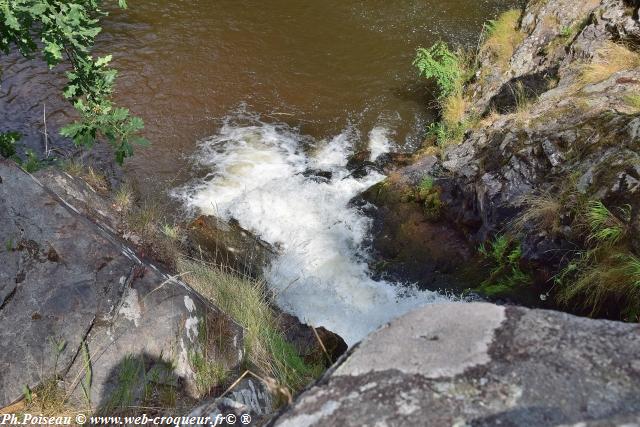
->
<box><xmin>623</xmin><ymin>93</ymin><xmax>640</xmax><ymax>112</ymax></box>
<box><xmin>481</xmin><ymin>10</ymin><xmax>524</xmax><ymax>70</ymax></box>
<box><xmin>557</xmin><ymin>252</ymin><xmax>640</xmax><ymax>319</ymax></box>
<box><xmin>177</xmin><ymin>259</ymin><xmax>322</xmax><ymax>395</ymax></box>
<box><xmin>113</xmin><ymin>184</ymin><xmax>134</xmax><ymax>214</ymax></box>
<box><xmin>585</xmin><ymin>200</ymin><xmax>628</xmax><ymax>247</ymax></box>
<box><xmin>513</xmin><ymin>192</ymin><xmax>563</xmax><ymax>235</ymax></box>
<box><xmin>580</xmin><ymin>41</ymin><xmax>640</xmax><ymax>85</ymax></box>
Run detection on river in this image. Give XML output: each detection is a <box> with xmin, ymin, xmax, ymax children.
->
<box><xmin>0</xmin><ymin>0</ymin><xmax>520</xmax><ymax>344</ymax></box>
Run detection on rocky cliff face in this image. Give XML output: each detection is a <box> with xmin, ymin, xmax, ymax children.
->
<box><xmin>380</xmin><ymin>0</ymin><xmax>640</xmax><ymax>315</ymax></box>
<box><xmin>438</xmin><ymin>0</ymin><xmax>640</xmax><ymax>242</ymax></box>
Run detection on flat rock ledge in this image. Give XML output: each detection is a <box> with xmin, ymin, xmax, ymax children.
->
<box><xmin>0</xmin><ymin>159</ymin><xmax>244</xmax><ymax>409</ymax></box>
<box><xmin>270</xmin><ymin>303</ymin><xmax>640</xmax><ymax>427</ymax></box>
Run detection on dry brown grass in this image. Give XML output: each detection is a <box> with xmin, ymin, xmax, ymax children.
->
<box><xmin>513</xmin><ymin>192</ymin><xmax>563</xmax><ymax>235</ymax></box>
<box><xmin>442</xmin><ymin>90</ymin><xmax>468</xmax><ymax>126</ymax></box>
<box><xmin>481</xmin><ymin>10</ymin><xmax>525</xmax><ymax>70</ymax></box>
<box><xmin>580</xmin><ymin>41</ymin><xmax>640</xmax><ymax>85</ymax></box>
<box><xmin>16</xmin><ymin>380</ymin><xmax>82</xmax><ymax>424</ymax></box>
<box><xmin>113</xmin><ymin>183</ymin><xmax>134</xmax><ymax>214</ymax></box>
<box><xmin>83</xmin><ymin>167</ymin><xmax>109</xmax><ymax>193</ymax></box>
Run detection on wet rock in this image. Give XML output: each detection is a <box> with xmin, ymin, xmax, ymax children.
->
<box><xmin>186</xmin><ymin>215</ymin><xmax>274</xmax><ymax>279</ymax></box>
<box><xmin>0</xmin><ymin>160</ymin><xmax>243</xmax><ymax>409</ymax></box>
<box><xmin>270</xmin><ymin>303</ymin><xmax>640</xmax><ymax>427</ymax></box>
<box><xmin>278</xmin><ymin>312</ymin><xmax>347</xmax><ymax>366</ymax></box>
<box><xmin>302</xmin><ymin>169</ymin><xmax>333</xmax><ymax>182</ymax></box>
<box><xmin>359</xmin><ymin>171</ymin><xmax>478</xmax><ymax>292</ymax></box>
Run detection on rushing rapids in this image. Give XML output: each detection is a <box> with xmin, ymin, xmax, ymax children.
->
<box><xmin>174</xmin><ymin>115</ymin><xmax>452</xmax><ymax>344</ymax></box>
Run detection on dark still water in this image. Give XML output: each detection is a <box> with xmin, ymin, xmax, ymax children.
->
<box><xmin>0</xmin><ymin>0</ymin><xmax>519</xmax><ymax>195</ymax></box>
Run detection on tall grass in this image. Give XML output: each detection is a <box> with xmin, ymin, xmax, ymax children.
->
<box><xmin>177</xmin><ymin>259</ymin><xmax>321</xmax><ymax>394</ymax></box>
<box><xmin>481</xmin><ymin>10</ymin><xmax>524</xmax><ymax>70</ymax></box>
<box><xmin>555</xmin><ymin>200</ymin><xmax>639</xmax><ymax>320</ymax></box>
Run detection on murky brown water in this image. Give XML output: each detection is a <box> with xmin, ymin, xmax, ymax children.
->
<box><xmin>0</xmin><ymin>0</ymin><xmax>520</xmax><ymax>195</ymax></box>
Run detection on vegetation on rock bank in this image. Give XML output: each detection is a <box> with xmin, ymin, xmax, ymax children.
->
<box><xmin>411</xmin><ymin>3</ymin><xmax>640</xmax><ymax>321</ymax></box>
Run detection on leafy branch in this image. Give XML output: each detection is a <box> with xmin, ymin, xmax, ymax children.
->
<box><xmin>0</xmin><ymin>0</ymin><xmax>147</xmax><ymax>164</ymax></box>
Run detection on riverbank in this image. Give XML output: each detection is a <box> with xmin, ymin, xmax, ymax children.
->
<box><xmin>0</xmin><ymin>159</ymin><xmax>345</xmax><ymax>420</ymax></box>
<box><xmin>369</xmin><ymin>0</ymin><xmax>640</xmax><ymax>322</ymax></box>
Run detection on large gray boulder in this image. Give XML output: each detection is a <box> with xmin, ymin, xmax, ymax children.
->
<box><xmin>0</xmin><ymin>159</ymin><xmax>243</xmax><ymax>409</ymax></box>
<box><xmin>270</xmin><ymin>303</ymin><xmax>640</xmax><ymax>427</ymax></box>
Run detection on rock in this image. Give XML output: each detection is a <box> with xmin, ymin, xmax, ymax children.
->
<box><xmin>186</xmin><ymin>215</ymin><xmax>274</xmax><ymax>279</ymax></box>
<box><xmin>0</xmin><ymin>159</ymin><xmax>243</xmax><ymax>409</ymax></box>
<box><xmin>185</xmin><ymin>378</ymin><xmax>274</xmax><ymax>426</ymax></box>
<box><xmin>270</xmin><ymin>303</ymin><xmax>640</xmax><ymax>427</ymax></box>
<box><xmin>277</xmin><ymin>312</ymin><xmax>348</xmax><ymax>366</ymax></box>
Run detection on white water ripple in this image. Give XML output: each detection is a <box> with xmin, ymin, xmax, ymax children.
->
<box><xmin>174</xmin><ymin>119</ymin><xmax>452</xmax><ymax>345</ymax></box>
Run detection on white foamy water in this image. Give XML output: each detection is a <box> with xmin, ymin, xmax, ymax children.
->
<box><xmin>174</xmin><ymin>119</ymin><xmax>451</xmax><ymax>345</ymax></box>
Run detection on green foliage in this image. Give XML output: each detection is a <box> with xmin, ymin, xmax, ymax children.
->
<box><xmin>585</xmin><ymin>200</ymin><xmax>629</xmax><ymax>247</ymax></box>
<box><xmin>416</xmin><ymin>176</ymin><xmax>442</xmax><ymax>220</ymax></box>
<box><xmin>21</xmin><ymin>149</ymin><xmax>41</xmax><ymax>172</ymax></box>
<box><xmin>107</xmin><ymin>354</ymin><xmax>145</xmax><ymax>410</ymax></box>
<box><xmin>414</xmin><ymin>41</ymin><xmax>464</xmax><ymax>100</ymax></box>
<box><xmin>0</xmin><ymin>131</ymin><xmax>20</xmax><ymax>159</ymax></box>
<box><xmin>418</xmin><ymin>176</ymin><xmax>434</xmax><ymax>193</ymax></box>
<box><xmin>426</xmin><ymin>121</ymin><xmax>467</xmax><ymax>147</ymax></box>
<box><xmin>557</xmin><ymin>251</ymin><xmax>640</xmax><ymax>319</ymax></box>
<box><xmin>478</xmin><ymin>235</ymin><xmax>531</xmax><ymax>297</ymax></box>
<box><xmin>0</xmin><ymin>131</ymin><xmax>50</xmax><ymax>171</ymax></box>
<box><xmin>414</xmin><ymin>42</ymin><xmax>474</xmax><ymax>148</ymax></box>
<box><xmin>0</xmin><ymin>0</ymin><xmax>147</xmax><ymax>164</ymax></box>
<box><xmin>554</xmin><ymin>199</ymin><xmax>639</xmax><ymax>319</ymax></box>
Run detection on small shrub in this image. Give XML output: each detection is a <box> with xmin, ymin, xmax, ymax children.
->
<box><xmin>414</xmin><ymin>42</ymin><xmax>465</xmax><ymax>100</ymax></box>
<box><xmin>414</xmin><ymin>42</ymin><xmax>474</xmax><ymax>148</ymax></box>
<box><xmin>21</xmin><ymin>149</ymin><xmax>42</xmax><ymax>173</ymax></box>
<box><xmin>0</xmin><ymin>131</ymin><xmax>20</xmax><ymax>159</ymax></box>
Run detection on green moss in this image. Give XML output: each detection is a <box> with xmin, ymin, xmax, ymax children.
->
<box><xmin>415</xmin><ymin>176</ymin><xmax>442</xmax><ymax>220</ymax></box>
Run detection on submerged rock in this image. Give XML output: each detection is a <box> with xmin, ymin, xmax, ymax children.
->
<box><xmin>270</xmin><ymin>303</ymin><xmax>640</xmax><ymax>427</ymax></box>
